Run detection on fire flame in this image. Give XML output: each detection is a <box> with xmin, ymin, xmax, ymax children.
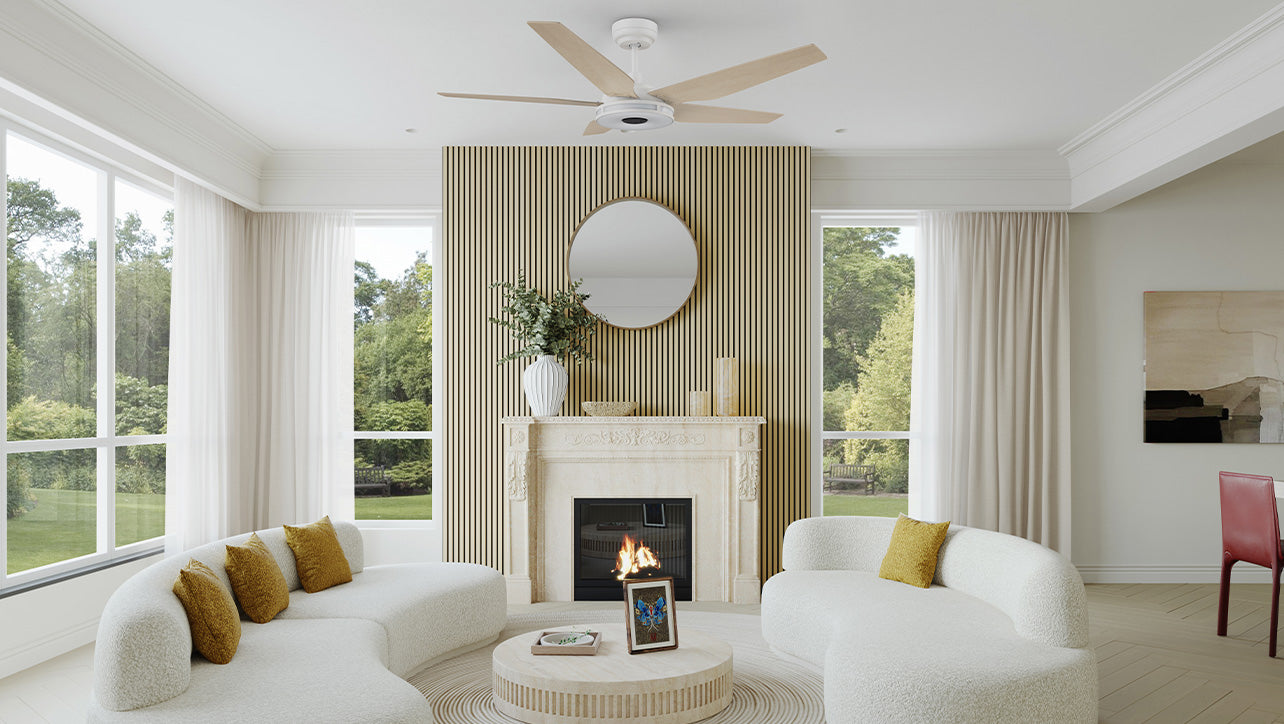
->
<box><xmin>614</xmin><ymin>534</ymin><xmax>661</xmax><ymax>580</ymax></box>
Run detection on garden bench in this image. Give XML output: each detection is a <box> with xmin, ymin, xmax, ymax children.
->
<box><xmin>354</xmin><ymin>466</ymin><xmax>392</xmax><ymax>497</ymax></box>
<box><xmin>823</xmin><ymin>463</ymin><xmax>876</xmax><ymax>494</ymax></box>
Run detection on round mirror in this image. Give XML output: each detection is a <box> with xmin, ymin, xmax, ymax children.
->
<box><xmin>568</xmin><ymin>199</ymin><xmax>698</xmax><ymax>328</ymax></box>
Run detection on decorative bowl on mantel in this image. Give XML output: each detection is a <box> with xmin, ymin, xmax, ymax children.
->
<box><xmin>581</xmin><ymin>401</ymin><xmax>638</xmax><ymax>417</ymax></box>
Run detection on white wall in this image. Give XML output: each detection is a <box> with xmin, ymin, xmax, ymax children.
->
<box><xmin>1070</xmin><ymin>157</ymin><xmax>1284</xmax><ymax>582</ymax></box>
<box><xmin>0</xmin><ymin>556</ymin><xmax>158</xmax><ymax>679</ymax></box>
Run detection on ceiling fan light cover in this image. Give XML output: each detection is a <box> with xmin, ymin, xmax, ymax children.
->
<box><xmin>595</xmin><ymin>99</ymin><xmax>674</xmax><ymax>131</ymax></box>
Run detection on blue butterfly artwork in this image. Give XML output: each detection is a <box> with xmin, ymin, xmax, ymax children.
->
<box><xmin>634</xmin><ymin>594</ymin><xmax>667</xmax><ymax>635</ymax></box>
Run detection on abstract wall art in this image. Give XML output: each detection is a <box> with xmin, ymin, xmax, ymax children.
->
<box><xmin>1144</xmin><ymin>291</ymin><xmax>1284</xmax><ymax>443</ymax></box>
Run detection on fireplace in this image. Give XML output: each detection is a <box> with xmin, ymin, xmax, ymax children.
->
<box><xmin>573</xmin><ymin>498</ymin><xmax>693</xmax><ymax>601</ymax></box>
<box><xmin>501</xmin><ymin>415</ymin><xmax>764</xmax><ymax>604</ymax></box>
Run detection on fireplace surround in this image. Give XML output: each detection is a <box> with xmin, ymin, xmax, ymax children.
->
<box><xmin>502</xmin><ymin>415</ymin><xmax>766</xmax><ymax>604</ymax></box>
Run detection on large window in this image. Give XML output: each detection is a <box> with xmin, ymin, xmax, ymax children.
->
<box><xmin>352</xmin><ymin>221</ymin><xmax>436</xmax><ymax>522</ymax></box>
<box><xmin>820</xmin><ymin>218</ymin><xmax>915</xmax><ymax>518</ymax></box>
<box><xmin>4</xmin><ymin>127</ymin><xmax>171</xmax><ymax>588</ymax></box>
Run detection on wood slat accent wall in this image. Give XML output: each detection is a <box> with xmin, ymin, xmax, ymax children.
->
<box><xmin>442</xmin><ymin>146</ymin><xmax>811</xmax><ymax>584</ymax></box>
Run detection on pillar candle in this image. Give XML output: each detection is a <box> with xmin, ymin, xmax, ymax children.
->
<box><xmin>689</xmin><ymin>391</ymin><xmax>711</xmax><ymax>416</ymax></box>
<box><xmin>714</xmin><ymin>357</ymin><xmax>739</xmax><ymax>416</ymax></box>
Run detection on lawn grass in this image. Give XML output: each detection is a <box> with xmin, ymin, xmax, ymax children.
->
<box><xmin>5</xmin><ymin>490</ymin><xmax>427</xmax><ymax>574</ymax></box>
<box><xmin>6</xmin><ymin>489</ymin><xmax>165</xmax><ymax>574</ymax></box>
<box><xmin>822</xmin><ymin>494</ymin><xmax>908</xmax><ymax>518</ymax></box>
<box><xmin>355</xmin><ymin>494</ymin><xmax>432</xmax><ymax>521</ymax></box>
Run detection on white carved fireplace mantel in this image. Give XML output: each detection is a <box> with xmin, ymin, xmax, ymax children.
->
<box><xmin>502</xmin><ymin>416</ymin><xmax>766</xmax><ymax>605</ymax></box>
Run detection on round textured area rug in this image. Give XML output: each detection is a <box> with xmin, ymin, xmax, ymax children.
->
<box><xmin>408</xmin><ymin>610</ymin><xmax>825</xmax><ymax>723</ymax></box>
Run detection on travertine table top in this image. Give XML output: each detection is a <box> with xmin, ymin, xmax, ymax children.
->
<box><xmin>492</xmin><ymin>624</ymin><xmax>733</xmax><ymax>724</ymax></box>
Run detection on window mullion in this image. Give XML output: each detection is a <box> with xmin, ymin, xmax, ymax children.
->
<box><xmin>96</xmin><ymin>172</ymin><xmax>116</xmax><ymax>556</ymax></box>
<box><xmin>429</xmin><ymin>215</ymin><xmax>442</xmax><ymax>532</ymax></box>
<box><xmin>1</xmin><ymin>123</ymin><xmax>9</xmax><ymax>587</ymax></box>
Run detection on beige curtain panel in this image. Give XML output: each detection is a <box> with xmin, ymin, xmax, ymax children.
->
<box><xmin>167</xmin><ymin>180</ymin><xmax>354</xmax><ymax>554</ymax></box>
<box><xmin>911</xmin><ymin>211</ymin><xmax>1071</xmax><ymax>554</ymax></box>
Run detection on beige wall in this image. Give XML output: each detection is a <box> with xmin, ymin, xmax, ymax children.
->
<box><xmin>1070</xmin><ymin>158</ymin><xmax>1284</xmax><ymax>581</ymax></box>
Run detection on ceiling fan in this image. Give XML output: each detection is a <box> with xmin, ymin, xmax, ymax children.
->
<box><xmin>439</xmin><ymin>18</ymin><xmax>826</xmax><ymax>135</ymax></box>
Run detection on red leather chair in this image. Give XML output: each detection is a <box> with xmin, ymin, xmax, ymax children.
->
<box><xmin>1217</xmin><ymin>471</ymin><xmax>1284</xmax><ymax>656</ymax></box>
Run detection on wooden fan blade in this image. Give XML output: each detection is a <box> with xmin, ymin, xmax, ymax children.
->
<box><xmin>583</xmin><ymin>120</ymin><xmax>611</xmax><ymax>136</ymax></box>
<box><xmin>437</xmin><ymin>92</ymin><xmax>599</xmax><ymax>107</ymax></box>
<box><xmin>672</xmin><ymin>104</ymin><xmax>783</xmax><ymax>124</ymax></box>
<box><xmin>528</xmin><ymin>21</ymin><xmax>636</xmax><ymax>98</ymax></box>
<box><xmin>651</xmin><ymin>44</ymin><xmax>827</xmax><ymax>104</ymax></box>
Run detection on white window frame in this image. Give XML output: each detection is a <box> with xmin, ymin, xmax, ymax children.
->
<box><xmin>350</xmin><ymin>213</ymin><xmax>442</xmax><ymax>537</ymax></box>
<box><xmin>811</xmin><ymin>211</ymin><xmax>919</xmax><ymax>515</ymax></box>
<box><xmin>1</xmin><ymin>121</ymin><xmax>171</xmax><ymax>592</ymax></box>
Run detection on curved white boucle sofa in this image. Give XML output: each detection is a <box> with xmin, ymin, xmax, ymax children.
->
<box><xmin>762</xmin><ymin>516</ymin><xmax>1097</xmax><ymax>724</ymax></box>
<box><xmin>89</xmin><ymin>521</ymin><xmax>506</xmax><ymax>722</ymax></box>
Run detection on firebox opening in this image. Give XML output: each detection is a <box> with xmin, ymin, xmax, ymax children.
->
<box><xmin>573</xmin><ymin>497</ymin><xmax>693</xmax><ymax>601</ymax></box>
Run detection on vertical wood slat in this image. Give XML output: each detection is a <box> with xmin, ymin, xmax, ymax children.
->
<box><xmin>442</xmin><ymin>146</ymin><xmax>811</xmax><ymax>583</ymax></box>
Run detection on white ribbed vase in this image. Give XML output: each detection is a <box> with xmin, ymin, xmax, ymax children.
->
<box><xmin>522</xmin><ymin>355</ymin><xmax>568</xmax><ymax>416</ymax></box>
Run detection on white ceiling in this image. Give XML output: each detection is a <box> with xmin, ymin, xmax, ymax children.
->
<box><xmin>50</xmin><ymin>0</ymin><xmax>1279</xmax><ymax>154</ymax></box>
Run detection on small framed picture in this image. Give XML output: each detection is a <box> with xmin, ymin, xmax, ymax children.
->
<box><xmin>623</xmin><ymin>576</ymin><xmax>678</xmax><ymax>654</ymax></box>
<box><xmin>642</xmin><ymin>502</ymin><xmax>666</xmax><ymax>527</ymax></box>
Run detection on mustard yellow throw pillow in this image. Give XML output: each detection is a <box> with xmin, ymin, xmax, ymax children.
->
<box><xmin>878</xmin><ymin>514</ymin><xmax>951</xmax><ymax>588</ymax></box>
<box><xmin>283</xmin><ymin>516</ymin><xmax>352</xmax><ymax>593</ymax></box>
<box><xmin>172</xmin><ymin>559</ymin><xmax>241</xmax><ymax>664</ymax></box>
<box><xmin>225</xmin><ymin>533</ymin><xmax>290</xmax><ymax>623</ymax></box>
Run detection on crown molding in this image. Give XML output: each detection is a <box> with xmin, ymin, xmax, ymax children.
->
<box><xmin>0</xmin><ymin>0</ymin><xmax>266</xmax><ymax>204</ymax></box>
<box><xmin>1061</xmin><ymin>2</ymin><xmax>1284</xmax><ymax>211</ymax></box>
<box><xmin>813</xmin><ymin>149</ymin><xmax>1067</xmax><ymax>181</ymax></box>
<box><xmin>31</xmin><ymin>0</ymin><xmax>271</xmax><ymax>158</ymax></box>
<box><xmin>1059</xmin><ymin>4</ymin><xmax>1284</xmax><ymax>158</ymax></box>
<box><xmin>812</xmin><ymin>150</ymin><xmax>1070</xmax><ymax>210</ymax></box>
<box><xmin>260</xmin><ymin>149</ymin><xmax>441</xmax><ymax>180</ymax></box>
<box><xmin>259</xmin><ymin>149</ymin><xmax>443</xmax><ymax>210</ymax></box>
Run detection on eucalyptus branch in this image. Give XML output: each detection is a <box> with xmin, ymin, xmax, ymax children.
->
<box><xmin>489</xmin><ymin>271</ymin><xmax>600</xmax><ymax>365</ymax></box>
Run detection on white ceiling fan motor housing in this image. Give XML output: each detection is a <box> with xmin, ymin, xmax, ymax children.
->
<box><xmin>611</xmin><ymin>18</ymin><xmax>658</xmax><ymax>50</ymax></box>
<box><xmin>596</xmin><ymin>98</ymin><xmax>675</xmax><ymax>130</ymax></box>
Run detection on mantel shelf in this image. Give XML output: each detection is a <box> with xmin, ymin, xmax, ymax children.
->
<box><xmin>501</xmin><ymin>416</ymin><xmax>766</xmax><ymax>425</ymax></box>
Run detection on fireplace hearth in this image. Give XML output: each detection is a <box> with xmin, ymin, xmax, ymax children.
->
<box><xmin>573</xmin><ymin>498</ymin><xmax>693</xmax><ymax>601</ymax></box>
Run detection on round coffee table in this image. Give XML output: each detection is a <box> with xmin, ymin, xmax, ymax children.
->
<box><xmin>492</xmin><ymin>624</ymin><xmax>733</xmax><ymax>724</ymax></box>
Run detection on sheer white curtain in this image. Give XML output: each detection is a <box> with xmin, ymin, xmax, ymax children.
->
<box><xmin>165</xmin><ymin>178</ymin><xmax>250</xmax><ymax>553</ymax></box>
<box><xmin>909</xmin><ymin>211</ymin><xmax>1071</xmax><ymax>553</ymax></box>
<box><xmin>243</xmin><ymin>213</ymin><xmax>355</xmax><ymax>528</ymax></box>
<box><xmin>167</xmin><ymin>183</ymin><xmax>354</xmax><ymax>553</ymax></box>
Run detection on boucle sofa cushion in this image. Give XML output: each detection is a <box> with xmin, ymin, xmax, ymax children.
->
<box><xmin>93</xmin><ymin>522</ymin><xmax>366</xmax><ymax>712</ymax></box>
<box><xmin>878</xmin><ymin>514</ymin><xmax>949</xmax><ymax>588</ymax></box>
<box><xmin>822</xmin><ymin>620</ymin><xmax>1097</xmax><ymax>724</ymax></box>
<box><xmin>171</xmin><ymin>560</ymin><xmax>240</xmax><ymax>664</ymax></box>
<box><xmin>87</xmin><ymin>618</ymin><xmax>433</xmax><ymax>723</ymax></box>
<box><xmin>765</xmin><ymin>516</ymin><xmax>1097</xmax><ymax>724</ymax></box>
<box><xmin>779</xmin><ymin>515</ymin><xmax>1088</xmax><ymax>648</ymax></box>
<box><xmin>225</xmin><ymin>533</ymin><xmax>290</xmax><ymax>623</ymax></box>
<box><xmin>763</xmin><ymin>568</ymin><xmax>1097</xmax><ymax>724</ymax></box>
<box><xmin>935</xmin><ymin>526</ymin><xmax>1088</xmax><ymax>648</ymax></box>
<box><xmin>284</xmin><ymin>516</ymin><xmax>353</xmax><ymax>593</ymax></box>
<box><xmin>765</xmin><ymin>569</ymin><xmax>1052</xmax><ymax>665</ymax></box>
<box><xmin>276</xmin><ymin>562</ymin><xmax>508</xmax><ymax>676</ymax></box>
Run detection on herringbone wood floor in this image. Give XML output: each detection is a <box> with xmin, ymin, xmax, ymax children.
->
<box><xmin>1090</xmin><ymin>583</ymin><xmax>1284</xmax><ymax>723</ymax></box>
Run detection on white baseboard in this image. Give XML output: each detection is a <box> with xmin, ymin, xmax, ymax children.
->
<box><xmin>1077</xmin><ymin>564</ymin><xmax>1275</xmax><ymax>584</ymax></box>
<box><xmin>0</xmin><ymin>617</ymin><xmax>99</xmax><ymax>680</ymax></box>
